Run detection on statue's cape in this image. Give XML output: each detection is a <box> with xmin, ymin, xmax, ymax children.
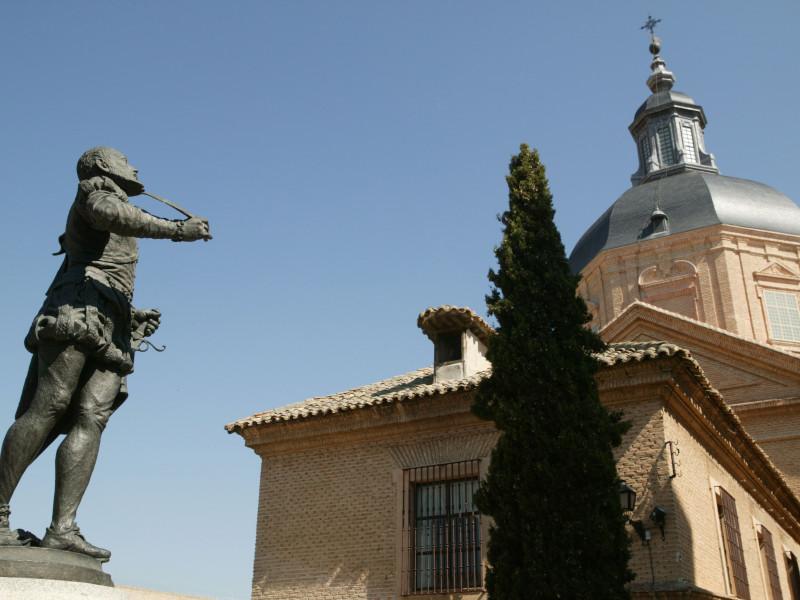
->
<box><xmin>16</xmin><ymin>356</ymin><xmax>128</xmax><ymax>459</ymax></box>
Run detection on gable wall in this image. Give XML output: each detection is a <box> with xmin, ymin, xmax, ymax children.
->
<box><xmin>247</xmin><ymin>394</ymin><xmax>497</xmax><ymax>600</ymax></box>
<box><xmin>603</xmin><ymin>317</ymin><xmax>800</xmax><ymax>405</ymax></box>
<box><xmin>251</xmin><ymin>437</ymin><xmax>397</xmax><ymax>600</ymax></box>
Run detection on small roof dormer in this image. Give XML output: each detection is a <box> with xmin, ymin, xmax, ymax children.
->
<box><xmin>417</xmin><ymin>306</ymin><xmax>493</xmax><ymax>383</ymax></box>
<box><xmin>629</xmin><ymin>34</ymin><xmax>718</xmax><ymax>186</ymax></box>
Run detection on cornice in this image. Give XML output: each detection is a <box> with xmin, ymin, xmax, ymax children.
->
<box><xmin>732</xmin><ymin>396</ymin><xmax>800</xmax><ymax>417</ymax></box>
<box><xmin>243</xmin><ymin>391</ymin><xmax>494</xmax><ymax>454</ymax></box>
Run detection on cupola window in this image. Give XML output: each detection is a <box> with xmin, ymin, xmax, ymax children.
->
<box><xmin>681</xmin><ymin>124</ymin><xmax>697</xmax><ymax>163</ymax></box>
<box><xmin>639</xmin><ymin>136</ymin><xmax>652</xmax><ymax>172</ymax></box>
<box><xmin>656</xmin><ymin>123</ymin><xmax>675</xmax><ymax>166</ymax></box>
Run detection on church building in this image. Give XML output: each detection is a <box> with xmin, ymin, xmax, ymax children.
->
<box><xmin>228</xmin><ymin>35</ymin><xmax>800</xmax><ymax>600</ymax></box>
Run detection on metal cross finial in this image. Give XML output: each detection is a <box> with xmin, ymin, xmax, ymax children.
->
<box><xmin>641</xmin><ymin>14</ymin><xmax>661</xmax><ymax>36</ymax></box>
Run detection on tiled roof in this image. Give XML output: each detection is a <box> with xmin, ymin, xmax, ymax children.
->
<box><xmin>225</xmin><ymin>366</ymin><xmax>488</xmax><ymax>433</ymax></box>
<box><xmin>598</xmin><ymin>341</ymin><xmax>727</xmax><ymax>402</ymax></box>
<box><xmin>226</xmin><ymin>341</ymin><xmax>696</xmax><ymax>434</ymax></box>
<box><xmin>596</xmin><ymin>340</ymin><xmax>686</xmax><ymax>366</ymax></box>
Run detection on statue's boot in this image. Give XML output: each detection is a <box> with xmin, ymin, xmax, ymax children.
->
<box><xmin>0</xmin><ymin>504</ymin><xmax>30</xmax><ymax>546</ymax></box>
<box><xmin>41</xmin><ymin>524</ymin><xmax>110</xmax><ymax>562</ymax></box>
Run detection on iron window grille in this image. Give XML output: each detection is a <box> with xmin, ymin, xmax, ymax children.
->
<box><xmin>401</xmin><ymin>459</ymin><xmax>482</xmax><ymax>595</ymax></box>
<box><xmin>758</xmin><ymin>525</ymin><xmax>783</xmax><ymax>600</ymax></box>
<box><xmin>717</xmin><ymin>487</ymin><xmax>751</xmax><ymax>599</ymax></box>
<box><xmin>786</xmin><ymin>551</ymin><xmax>800</xmax><ymax>600</ymax></box>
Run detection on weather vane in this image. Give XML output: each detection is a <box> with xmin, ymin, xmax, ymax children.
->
<box><xmin>641</xmin><ymin>14</ymin><xmax>661</xmax><ymax>37</ymax></box>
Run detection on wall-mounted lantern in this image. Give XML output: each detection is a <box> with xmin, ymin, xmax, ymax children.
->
<box><xmin>619</xmin><ymin>481</ymin><xmax>637</xmax><ymax>513</ymax></box>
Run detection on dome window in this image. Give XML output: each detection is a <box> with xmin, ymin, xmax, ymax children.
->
<box><xmin>639</xmin><ymin>136</ymin><xmax>652</xmax><ymax>173</ymax></box>
<box><xmin>657</xmin><ymin>123</ymin><xmax>675</xmax><ymax>166</ymax></box>
<box><xmin>764</xmin><ymin>290</ymin><xmax>800</xmax><ymax>342</ymax></box>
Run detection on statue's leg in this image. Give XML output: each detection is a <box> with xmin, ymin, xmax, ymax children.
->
<box><xmin>0</xmin><ymin>342</ymin><xmax>85</xmax><ymax>509</ymax></box>
<box><xmin>42</xmin><ymin>361</ymin><xmax>118</xmax><ymax>561</ymax></box>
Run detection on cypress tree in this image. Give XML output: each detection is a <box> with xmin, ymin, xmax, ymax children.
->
<box><xmin>472</xmin><ymin>144</ymin><xmax>632</xmax><ymax>599</ymax></box>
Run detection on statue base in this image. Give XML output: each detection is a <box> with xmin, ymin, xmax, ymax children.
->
<box><xmin>0</xmin><ymin>545</ymin><xmax>113</xmax><ymax>586</ymax></box>
<box><xmin>0</xmin><ymin>577</ymin><xmax>129</xmax><ymax>599</ymax></box>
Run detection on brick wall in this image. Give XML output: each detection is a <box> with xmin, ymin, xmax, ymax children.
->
<box><xmin>249</xmin><ymin>400</ymin><xmax>496</xmax><ymax>600</ymax></box>
<box><xmin>664</xmin><ymin>407</ymin><xmax>800</xmax><ymax>600</ymax></box>
<box><xmin>252</xmin><ymin>440</ymin><xmax>396</xmax><ymax>599</ymax></box>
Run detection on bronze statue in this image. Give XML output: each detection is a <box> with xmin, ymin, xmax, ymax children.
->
<box><xmin>0</xmin><ymin>147</ymin><xmax>211</xmax><ymax>562</ymax></box>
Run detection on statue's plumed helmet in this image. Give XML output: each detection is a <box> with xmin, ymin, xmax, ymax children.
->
<box><xmin>77</xmin><ymin>146</ymin><xmax>119</xmax><ymax>180</ymax></box>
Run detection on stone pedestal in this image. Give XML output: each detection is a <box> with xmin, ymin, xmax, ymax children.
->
<box><xmin>0</xmin><ymin>577</ymin><xmax>130</xmax><ymax>599</ymax></box>
<box><xmin>0</xmin><ymin>545</ymin><xmax>113</xmax><ymax>586</ymax></box>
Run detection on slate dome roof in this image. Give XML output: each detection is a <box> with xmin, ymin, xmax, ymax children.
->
<box><xmin>569</xmin><ymin>171</ymin><xmax>800</xmax><ymax>273</ymax></box>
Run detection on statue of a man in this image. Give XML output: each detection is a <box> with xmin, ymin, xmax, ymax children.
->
<box><xmin>0</xmin><ymin>147</ymin><xmax>211</xmax><ymax>561</ymax></box>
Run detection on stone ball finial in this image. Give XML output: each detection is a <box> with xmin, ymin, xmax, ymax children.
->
<box><xmin>649</xmin><ymin>36</ymin><xmax>661</xmax><ymax>56</ymax></box>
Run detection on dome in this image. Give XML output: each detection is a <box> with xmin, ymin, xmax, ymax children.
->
<box><xmin>569</xmin><ymin>171</ymin><xmax>800</xmax><ymax>273</ymax></box>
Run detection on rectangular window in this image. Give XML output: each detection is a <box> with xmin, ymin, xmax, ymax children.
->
<box><xmin>657</xmin><ymin>123</ymin><xmax>675</xmax><ymax>166</ymax></box>
<box><xmin>717</xmin><ymin>487</ymin><xmax>751</xmax><ymax>599</ymax></box>
<box><xmin>401</xmin><ymin>460</ymin><xmax>482</xmax><ymax>595</ymax></box>
<box><xmin>682</xmin><ymin>124</ymin><xmax>697</xmax><ymax>163</ymax></box>
<box><xmin>758</xmin><ymin>526</ymin><xmax>784</xmax><ymax>600</ymax></box>
<box><xmin>764</xmin><ymin>290</ymin><xmax>800</xmax><ymax>342</ymax></box>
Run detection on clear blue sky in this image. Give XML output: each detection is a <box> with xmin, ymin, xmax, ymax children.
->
<box><xmin>0</xmin><ymin>1</ymin><xmax>797</xmax><ymax>598</ymax></box>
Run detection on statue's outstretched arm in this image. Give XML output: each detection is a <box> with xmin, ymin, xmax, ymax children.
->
<box><xmin>78</xmin><ymin>184</ymin><xmax>209</xmax><ymax>242</ymax></box>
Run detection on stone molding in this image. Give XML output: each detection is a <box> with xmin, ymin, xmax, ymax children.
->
<box><xmin>733</xmin><ymin>396</ymin><xmax>800</xmax><ymax>417</ymax></box>
<box><xmin>753</xmin><ymin>261</ymin><xmax>800</xmax><ymax>285</ymax></box>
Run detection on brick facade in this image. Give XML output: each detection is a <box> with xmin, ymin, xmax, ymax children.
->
<box><xmin>230</xmin><ymin>343</ymin><xmax>800</xmax><ymax>600</ymax></box>
<box><xmin>240</xmin><ymin>393</ymin><xmax>497</xmax><ymax>600</ymax></box>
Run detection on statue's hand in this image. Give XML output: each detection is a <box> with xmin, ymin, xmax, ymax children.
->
<box><xmin>132</xmin><ymin>308</ymin><xmax>161</xmax><ymax>339</ymax></box>
<box><xmin>181</xmin><ymin>217</ymin><xmax>211</xmax><ymax>242</ymax></box>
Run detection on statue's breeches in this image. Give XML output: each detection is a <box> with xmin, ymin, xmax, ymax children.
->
<box><xmin>25</xmin><ymin>278</ymin><xmax>134</xmax><ymax>374</ymax></box>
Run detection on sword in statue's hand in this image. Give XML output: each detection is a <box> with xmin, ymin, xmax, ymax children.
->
<box><xmin>142</xmin><ymin>191</ymin><xmax>213</xmax><ymax>241</ymax></box>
